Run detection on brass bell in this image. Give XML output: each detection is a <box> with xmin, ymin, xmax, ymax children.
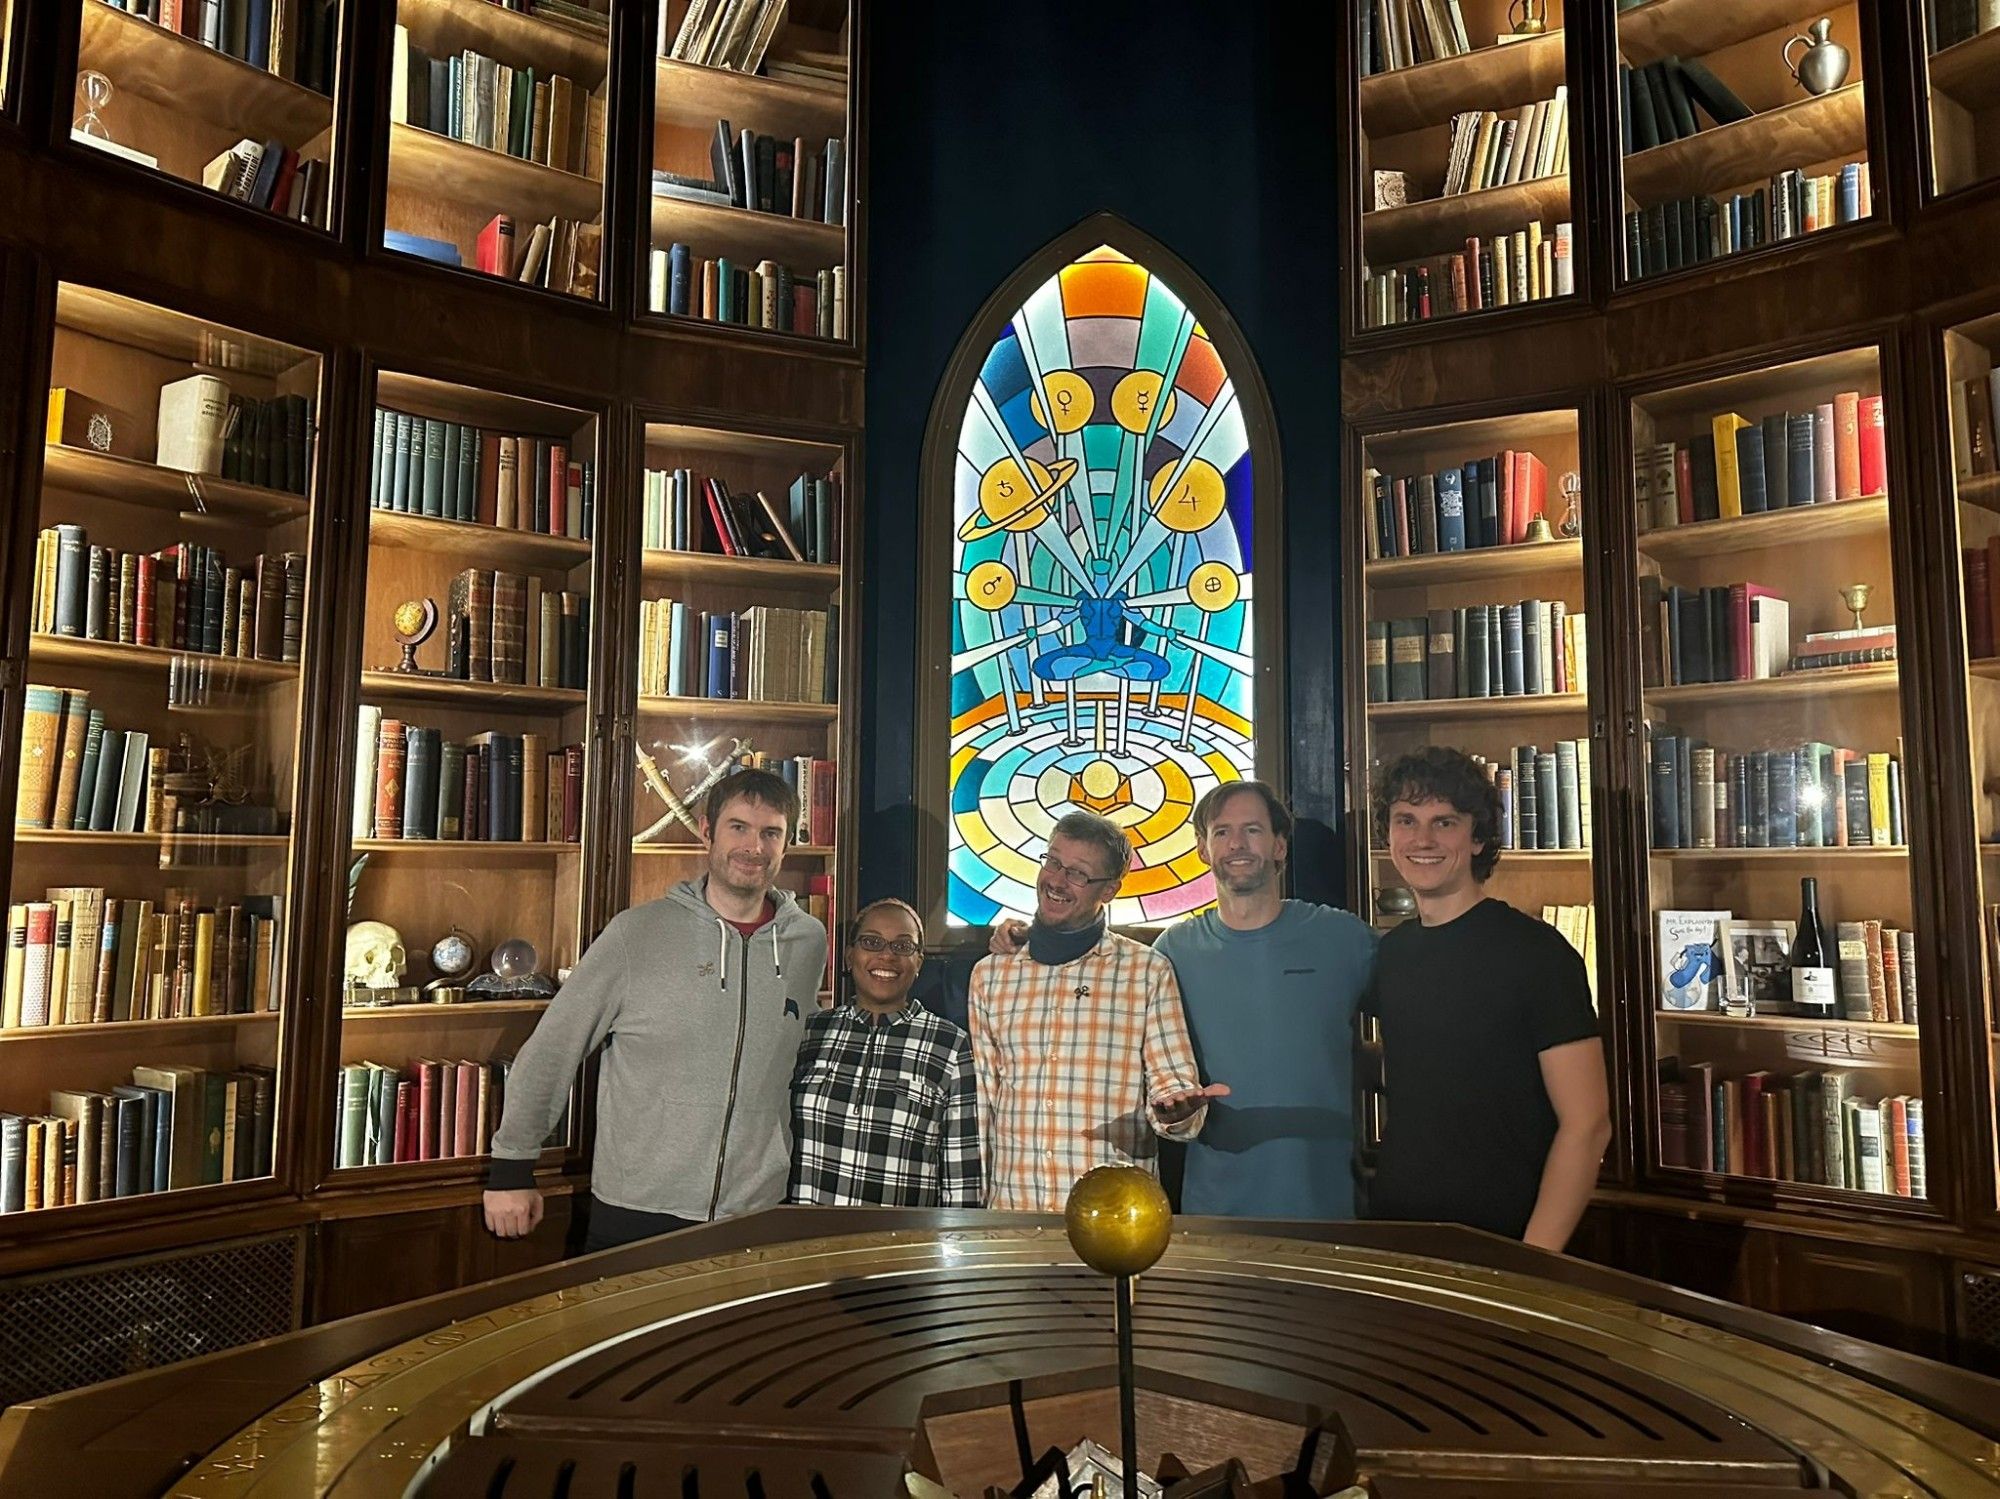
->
<box><xmin>1523</xmin><ymin>511</ymin><xmax>1556</xmax><ymax>543</ymax></box>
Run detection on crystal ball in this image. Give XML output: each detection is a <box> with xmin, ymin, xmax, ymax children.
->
<box><xmin>490</xmin><ymin>938</ymin><xmax>539</xmax><ymax>979</ymax></box>
<box><xmin>1064</xmin><ymin>1165</ymin><xmax>1171</xmax><ymax>1277</ymax></box>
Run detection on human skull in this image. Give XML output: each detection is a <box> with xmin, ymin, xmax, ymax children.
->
<box><xmin>345</xmin><ymin>920</ymin><xmax>406</xmax><ymax>987</ymax></box>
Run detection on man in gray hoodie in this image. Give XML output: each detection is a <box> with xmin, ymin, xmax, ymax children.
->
<box><xmin>483</xmin><ymin>767</ymin><xmax>829</xmax><ymax>1252</ymax></box>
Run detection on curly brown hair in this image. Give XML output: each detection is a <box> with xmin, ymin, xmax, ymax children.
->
<box><xmin>1371</xmin><ymin>747</ymin><xmax>1502</xmax><ymax>880</ymax></box>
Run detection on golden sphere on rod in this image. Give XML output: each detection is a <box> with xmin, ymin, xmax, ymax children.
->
<box><xmin>1063</xmin><ymin>1165</ymin><xmax>1172</xmax><ymax>1277</ymax></box>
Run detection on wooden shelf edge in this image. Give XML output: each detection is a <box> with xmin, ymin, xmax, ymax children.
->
<box><xmin>1358</xmin><ymin>31</ymin><xmax>1568</xmax><ymax>138</ymax></box>
<box><xmin>30</xmin><ymin>634</ymin><xmax>300</xmax><ymax>682</ymax></box>
<box><xmin>1365</xmin><ymin>538</ymin><xmax>1582</xmax><ymax>585</ymax></box>
<box><xmin>1928</xmin><ymin>25</ymin><xmax>2000</xmax><ymax>114</ymax></box>
<box><xmin>42</xmin><ymin>445</ymin><xmax>311</xmax><ymax>519</ymax></box>
<box><xmin>1637</xmin><ymin>494</ymin><xmax>1888</xmax><ymax>554</ymax></box>
<box><xmin>1363</xmin><ymin>172</ymin><xmax>1572</xmax><ymax>263</ymax></box>
<box><xmin>357</xmin><ymin>670</ymin><xmax>587</xmax><ymax>708</ymax></box>
<box><xmin>1644</xmin><ymin>665</ymin><xmax>1898</xmax><ymax>704</ymax></box>
<box><xmin>399</xmin><ymin>0</ymin><xmax>610</xmax><ymax>87</ymax></box>
<box><xmin>369</xmin><ymin>508</ymin><xmax>592</xmax><ymax>562</ymax></box>
<box><xmin>636</xmin><ymin>695</ymin><xmax>837</xmax><ymax>719</ymax></box>
<box><xmin>1650</xmin><ymin>846</ymin><xmax>1908</xmax><ymax>859</ymax></box>
<box><xmin>1657</xmin><ymin>1010</ymin><xmax>1919</xmax><ymax>1038</ymax></box>
<box><xmin>1367</xmin><ymin>692</ymin><xmax>1588</xmax><ymax>719</ymax></box>
<box><xmin>1</xmin><ymin>1012</ymin><xmax>278</xmax><ymax>1042</ymax></box>
<box><xmin>389</xmin><ymin>122</ymin><xmax>604</xmax><ymax>224</ymax></box>
<box><xmin>1622</xmin><ymin>83</ymin><xmax>1867</xmax><ymax>207</ymax></box>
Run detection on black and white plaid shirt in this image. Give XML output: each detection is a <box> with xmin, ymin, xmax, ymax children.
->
<box><xmin>788</xmin><ymin>998</ymin><xmax>982</xmax><ymax>1207</ymax></box>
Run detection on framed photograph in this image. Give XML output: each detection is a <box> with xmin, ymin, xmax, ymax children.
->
<box><xmin>1657</xmin><ymin>909</ymin><xmax>1736</xmax><ymax>1012</ymax></box>
<box><xmin>1725</xmin><ymin>919</ymin><xmax>1796</xmax><ymax>1016</ymax></box>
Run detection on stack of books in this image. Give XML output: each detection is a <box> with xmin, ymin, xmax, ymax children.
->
<box><xmin>442</xmin><ymin>570</ymin><xmax>589</xmax><ymax>690</ymax></box>
<box><xmin>1439</xmin><ymin>88</ymin><xmax>1569</xmax><ymax>197</ymax></box>
<box><xmin>648</xmin><ymin>245</ymin><xmax>847</xmax><ymax>339</ymax></box>
<box><xmin>370</xmin><ymin>407</ymin><xmax>596</xmax><ymax>540</ymax></box>
<box><xmin>1657</xmin><ymin>1059</ymin><xmax>1924</xmax><ymax>1196</ymax></box>
<box><xmin>1363</xmin><ymin>222</ymin><xmax>1574</xmax><ymax>329</ymax></box>
<box><xmin>1367</xmin><ymin>601</ymin><xmax>1588</xmax><ymax>704</ymax></box>
<box><xmin>664</xmin><ymin>122</ymin><xmax>845</xmax><ymax>226</ymax></box>
<box><xmin>1364</xmin><ymin>448</ymin><xmax>1552</xmax><ymax>557</ymax></box>
<box><xmin>637</xmin><ymin>602</ymin><xmax>834</xmax><ymax>704</ymax></box>
<box><xmin>352</xmin><ymin>708</ymin><xmax>584</xmax><ymax>845</ymax></box>
<box><xmin>1358</xmin><ymin>0</ymin><xmax>1473</xmax><ymax>73</ymax></box>
<box><xmin>1635</xmin><ymin>393</ymin><xmax>1884</xmax><ymax>529</ymax></box>
<box><xmin>642</xmin><ymin>466</ymin><xmax>837</xmax><ymax>563</ymax></box>
<box><xmin>662</xmin><ymin>0</ymin><xmax>788</xmax><ymax>73</ymax></box>
<box><xmin>1647</xmin><ymin>733</ymin><xmax>1906</xmax><ymax>849</ymax></box>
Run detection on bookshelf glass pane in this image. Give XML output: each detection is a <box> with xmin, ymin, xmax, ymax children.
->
<box><xmin>6</xmin><ymin>284</ymin><xmax>320</xmax><ymax>1216</ymax></box>
<box><xmin>1630</xmin><ymin>348</ymin><xmax>1931</xmax><ymax>1202</ymax></box>
<box><xmin>1358</xmin><ymin>407</ymin><xmax>1601</xmax><ymax>991</ymax></box>
<box><xmin>70</xmin><ymin>0</ymin><xmax>341</xmax><ymax>231</ymax></box>
<box><xmin>942</xmin><ymin>247</ymin><xmax>1255</xmax><ymax>929</ymax></box>
<box><xmin>629</xmin><ymin>422</ymin><xmax>842</xmax><ymax>950</ymax></box>
<box><xmin>330</xmin><ymin>372</ymin><xmax>598</xmax><ymax>1175</ymax></box>
<box><xmin>383</xmin><ymin>0</ymin><xmax>611</xmax><ymax>299</ymax></box>
<box><xmin>646</xmin><ymin>0</ymin><xmax>853</xmax><ymax>342</ymax></box>
<box><xmin>1355</xmin><ymin>0</ymin><xmax>1577</xmax><ymax>332</ymax></box>
<box><xmin>1943</xmin><ymin>313</ymin><xmax>2000</xmax><ymax>1208</ymax></box>
<box><xmin>1613</xmin><ymin>2</ymin><xmax>1877</xmax><ymax>285</ymax></box>
<box><xmin>1922</xmin><ymin>6</ymin><xmax>2000</xmax><ymax>196</ymax></box>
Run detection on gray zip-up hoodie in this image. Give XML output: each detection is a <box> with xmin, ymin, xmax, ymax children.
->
<box><xmin>486</xmin><ymin>879</ymin><xmax>828</xmax><ymax>1220</ymax></box>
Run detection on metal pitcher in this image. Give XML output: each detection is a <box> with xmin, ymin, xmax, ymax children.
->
<box><xmin>1784</xmin><ymin>19</ymin><xmax>1851</xmax><ymax>96</ymax></box>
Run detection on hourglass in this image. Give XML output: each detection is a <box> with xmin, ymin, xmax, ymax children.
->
<box><xmin>73</xmin><ymin>70</ymin><xmax>115</xmax><ymax>143</ymax></box>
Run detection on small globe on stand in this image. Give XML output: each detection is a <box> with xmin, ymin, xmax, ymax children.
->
<box><xmin>1064</xmin><ymin>1165</ymin><xmax>1172</xmax><ymax>1278</ymax></box>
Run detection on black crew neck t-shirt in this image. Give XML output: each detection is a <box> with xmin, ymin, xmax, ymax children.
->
<box><xmin>1364</xmin><ymin>897</ymin><xmax>1601</xmax><ymax>1239</ymax></box>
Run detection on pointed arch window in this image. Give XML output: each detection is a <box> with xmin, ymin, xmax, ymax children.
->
<box><xmin>921</xmin><ymin>224</ymin><xmax>1282</xmax><ymax>929</ymax></box>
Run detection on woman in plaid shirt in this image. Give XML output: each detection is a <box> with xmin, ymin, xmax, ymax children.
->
<box><xmin>787</xmin><ymin>899</ymin><xmax>982</xmax><ymax>1207</ymax></box>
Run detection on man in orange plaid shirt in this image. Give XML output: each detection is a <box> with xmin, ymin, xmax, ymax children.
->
<box><xmin>968</xmin><ymin>810</ymin><xmax>1229</xmax><ymax>1210</ymax></box>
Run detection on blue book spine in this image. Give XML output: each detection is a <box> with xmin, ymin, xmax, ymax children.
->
<box><xmin>53</xmin><ymin>525</ymin><xmax>87</xmax><ymax>637</ymax></box>
<box><xmin>1501</xmin><ymin>604</ymin><xmax>1526</xmax><ymax>696</ymax></box>
<box><xmin>1838</xmin><ymin>162</ymin><xmax>1860</xmax><ymax>223</ymax></box>
<box><xmin>669</xmin><ymin>243</ymin><xmax>692</xmax><ymax>315</ymax></box>
<box><xmin>1435</xmin><ymin>468</ymin><xmax>1467</xmax><ymax>552</ymax></box>
<box><xmin>1786</xmin><ymin>412</ymin><xmax>1815</xmax><ymax>508</ymax></box>
<box><xmin>705</xmin><ymin>611</ymin><xmax>732</xmax><ymax>698</ymax></box>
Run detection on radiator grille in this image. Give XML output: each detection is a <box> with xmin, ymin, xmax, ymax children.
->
<box><xmin>0</xmin><ymin>1232</ymin><xmax>302</xmax><ymax>1406</ymax></box>
<box><xmin>1956</xmin><ymin>1263</ymin><xmax>2000</xmax><ymax>1377</ymax></box>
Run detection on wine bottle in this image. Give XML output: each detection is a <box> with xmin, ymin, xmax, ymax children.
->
<box><xmin>1789</xmin><ymin>876</ymin><xmax>1836</xmax><ymax>1017</ymax></box>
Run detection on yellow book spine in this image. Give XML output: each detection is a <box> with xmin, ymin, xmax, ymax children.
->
<box><xmin>1712</xmin><ymin>413</ymin><xmax>1749</xmax><ymax>518</ymax></box>
<box><xmin>192</xmin><ymin>911</ymin><xmax>216</xmax><ymax>1015</ymax></box>
<box><xmin>1867</xmin><ymin>752</ymin><xmax>1892</xmax><ymax>846</ymax></box>
<box><xmin>1527</xmin><ymin>220</ymin><xmax>1544</xmax><ymax>300</ymax></box>
<box><xmin>45</xmin><ymin>389</ymin><xmax>66</xmax><ymax>447</ymax></box>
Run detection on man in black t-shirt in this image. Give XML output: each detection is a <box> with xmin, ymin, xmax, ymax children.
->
<box><xmin>1363</xmin><ymin>747</ymin><xmax>1610</xmax><ymax>1251</ymax></box>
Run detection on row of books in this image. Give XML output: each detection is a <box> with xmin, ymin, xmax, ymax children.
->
<box><xmin>637</xmin><ymin>601</ymin><xmax>834</xmax><ymax>704</ymax></box>
<box><xmin>647</xmin><ymin>246</ymin><xmax>849</xmax><ymax>340</ymax></box>
<box><xmin>17</xmin><ymin>709</ymin><xmax>278</xmax><ymax>839</ymax></box>
<box><xmin>1358</xmin><ymin>0</ymin><xmax>1474</xmax><ymax>73</ymax></box>
<box><xmin>1625</xmin><ymin>165</ymin><xmax>1871</xmax><ymax>280</ymax></box>
<box><xmin>1363</xmin><ymin>449</ymin><xmax>1553</xmax><ymax>559</ymax></box>
<box><xmin>1657</xmin><ymin>1061</ymin><xmax>1925</xmax><ymax>1196</ymax></box>
<box><xmin>1485</xmin><ymin>739</ymin><xmax>1592</xmax><ymax>853</ymax></box>
<box><xmin>369</xmin><ymin>407</ymin><xmax>596</xmax><ymax>540</ymax></box>
<box><xmin>1</xmin><ymin>1066</ymin><xmax>276</xmax><ymax>1212</ymax></box>
<box><xmin>664</xmin><ymin>0</ymin><xmax>787</xmax><ymax>73</ymax></box>
<box><xmin>1640</xmin><ymin>578</ymin><xmax>1894</xmax><ymax>686</ymax></box>
<box><xmin>1950</xmin><ymin>368</ymin><xmax>2000</xmax><ymax>476</ymax></box>
<box><xmin>202</xmin><ymin>140</ymin><xmax>329</xmax><ymax>230</ymax></box>
<box><xmin>1660</xmin><ymin>906</ymin><xmax>1919</xmax><ymax>1023</ymax></box>
<box><xmin>1647</xmin><ymin>735</ymin><xmax>1907</xmax><ymax>850</ymax></box>
<box><xmin>335</xmin><ymin>1056</ymin><xmax>567</xmax><ymax>1168</ymax></box>
<box><xmin>122</xmin><ymin>379</ymin><xmax>313</xmax><ymax>494</ymax></box>
<box><xmin>1439</xmin><ymin>88</ymin><xmax>1568</xmax><ymax>198</ymax></box>
<box><xmin>352</xmin><ymin>709</ymin><xmax>584</xmax><ymax>844</ymax></box>
<box><xmin>1541</xmin><ymin>903</ymin><xmax>1598</xmax><ymax>1008</ymax></box>
<box><xmin>3</xmin><ymin>892</ymin><xmax>280</xmax><ymax>1029</ymax></box>
<box><xmin>30</xmin><ymin>531</ymin><xmax>305</xmax><ymax>663</ymax></box>
<box><xmin>641</xmin><ymin>468</ymin><xmax>837</xmax><ymax>564</ymax></box>
<box><xmin>99</xmin><ymin>0</ymin><xmax>337</xmax><ymax>92</ymax></box>
<box><xmin>1635</xmin><ymin>392</ymin><xmax>1882</xmax><ymax>529</ymax></box>
<box><xmin>1367</xmin><ymin>603</ymin><xmax>1588</xmax><ymax>704</ymax></box>
<box><xmin>1960</xmin><ymin>541</ymin><xmax>2000</xmax><ymax>659</ymax></box>
<box><xmin>390</xmin><ymin>28</ymin><xmax>601</xmax><ymax>179</ymax></box>
<box><xmin>445</xmin><ymin>570</ymin><xmax>589</xmax><ymax>690</ymax></box>
<box><xmin>382</xmin><ymin>221</ymin><xmax>600</xmax><ymax>299</ymax></box>
<box><xmin>653</xmin><ymin>122</ymin><xmax>846</xmax><ymax>227</ymax></box>
<box><xmin>1362</xmin><ymin>221</ymin><xmax>1574</xmax><ymax>329</ymax></box>
<box><xmin>1619</xmin><ymin>57</ymin><xmax>1748</xmax><ymax>153</ymax></box>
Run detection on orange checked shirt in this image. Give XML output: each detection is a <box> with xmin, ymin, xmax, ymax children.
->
<box><xmin>968</xmin><ymin>928</ymin><xmax>1207</xmax><ymax>1211</ymax></box>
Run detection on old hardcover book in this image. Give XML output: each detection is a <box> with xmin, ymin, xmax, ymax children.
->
<box><xmin>1834</xmin><ymin>390</ymin><xmax>1862</xmax><ymax>500</ymax></box>
<box><xmin>16</xmin><ymin>684</ymin><xmax>65</xmax><ymax>829</ymax></box>
<box><xmin>373</xmin><ymin>717</ymin><xmax>406</xmax><ymax>839</ymax></box>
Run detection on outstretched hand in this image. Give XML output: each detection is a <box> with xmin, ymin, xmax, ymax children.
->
<box><xmin>1152</xmin><ymin>1082</ymin><xmax>1230</xmax><ymax>1125</ymax></box>
<box><xmin>989</xmin><ymin>918</ymin><xmax>1030</xmax><ymax>956</ymax></box>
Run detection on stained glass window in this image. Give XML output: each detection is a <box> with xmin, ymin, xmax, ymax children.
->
<box><xmin>947</xmin><ymin>245</ymin><xmax>1256</xmax><ymax>927</ymax></box>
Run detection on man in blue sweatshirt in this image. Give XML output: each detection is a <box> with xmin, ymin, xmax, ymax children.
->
<box><xmin>484</xmin><ymin>767</ymin><xmax>828</xmax><ymax>1252</ymax></box>
<box><xmin>991</xmin><ymin>781</ymin><xmax>1375</xmax><ymax>1219</ymax></box>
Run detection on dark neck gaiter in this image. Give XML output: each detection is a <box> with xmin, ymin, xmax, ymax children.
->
<box><xmin>1027</xmin><ymin>916</ymin><xmax>1105</xmax><ymax>966</ymax></box>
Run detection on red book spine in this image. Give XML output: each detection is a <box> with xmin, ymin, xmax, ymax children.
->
<box><xmin>373</xmin><ymin>719</ymin><xmax>405</xmax><ymax>839</ymax></box>
<box><xmin>465</xmin><ymin>746</ymin><xmax>486</xmax><ymax>841</ymax></box>
<box><xmin>1675</xmin><ymin>448</ymin><xmax>1695</xmax><ymax>526</ymax></box>
<box><xmin>135</xmin><ymin>553</ymin><xmax>156</xmax><ymax>644</ymax></box>
<box><xmin>562</xmin><ymin>745</ymin><xmax>583</xmax><ymax>840</ymax></box>
<box><xmin>1966</xmin><ymin>550</ymin><xmax>1993</xmax><ymax>660</ymax></box>
<box><xmin>1834</xmin><ymin>390</ymin><xmax>1862</xmax><ymax>500</ymax></box>
<box><xmin>704</xmin><ymin>480</ymin><xmax>740</xmax><ymax>556</ymax></box>
<box><xmin>454</xmin><ymin>1060</ymin><xmax>479</xmax><ymax>1156</ymax></box>
<box><xmin>1888</xmin><ymin>1097</ymin><xmax>1911</xmax><ymax>1195</ymax></box>
<box><xmin>1497</xmin><ymin>450</ymin><xmax>1516</xmax><ymax>545</ymax></box>
<box><xmin>416</xmin><ymin>1062</ymin><xmax>439</xmax><ymax>1160</ymax></box>
<box><xmin>1857</xmin><ymin>394</ymin><xmax>1886</xmax><ymax>497</ymax></box>
<box><xmin>1728</xmin><ymin>583</ymin><xmax>1752</xmax><ymax>682</ymax></box>
<box><xmin>792</xmin><ymin>284</ymin><xmax>812</xmax><ymax>334</ymax></box>
<box><xmin>547</xmin><ymin>442</ymin><xmax>567</xmax><ymax>536</ymax></box>
<box><xmin>810</xmin><ymin>758</ymin><xmax>836</xmax><ymax>845</ymax></box>
<box><xmin>1415</xmin><ymin>263</ymin><xmax>1431</xmax><ymax>320</ymax></box>
<box><xmin>1463</xmin><ymin>237</ymin><xmax>1483</xmax><ymax>310</ymax></box>
<box><xmin>393</xmin><ymin>1079</ymin><xmax>414</xmax><ymax>1163</ymax></box>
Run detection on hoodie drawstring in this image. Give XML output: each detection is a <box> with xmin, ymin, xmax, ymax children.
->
<box><xmin>715</xmin><ymin>918</ymin><xmax>729</xmax><ymax>990</ymax></box>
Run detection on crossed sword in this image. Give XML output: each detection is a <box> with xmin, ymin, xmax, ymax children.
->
<box><xmin>633</xmin><ymin>737</ymin><xmax>751</xmax><ymax>841</ymax></box>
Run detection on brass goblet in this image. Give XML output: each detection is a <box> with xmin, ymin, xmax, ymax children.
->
<box><xmin>1840</xmin><ymin>583</ymin><xmax>1871</xmax><ymax>633</ymax></box>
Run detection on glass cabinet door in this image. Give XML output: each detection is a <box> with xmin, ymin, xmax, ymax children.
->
<box><xmin>1921</xmin><ymin>3</ymin><xmax>2000</xmax><ymax>197</ymax></box>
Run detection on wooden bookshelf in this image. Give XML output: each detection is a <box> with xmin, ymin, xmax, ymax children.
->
<box><xmin>1618</xmin><ymin>0</ymin><xmax>1837</xmax><ymax>69</ymax></box>
<box><xmin>397</xmin><ymin>0</ymin><xmax>610</xmax><ymax>85</ymax></box>
<box><xmin>41</xmin><ymin>445</ymin><xmax>310</xmax><ymax>522</ymax></box>
<box><xmin>1365</xmin><ymin>538</ymin><xmax>1581</xmax><ymax>586</ymax></box>
<box><xmin>640</xmin><ymin>548</ymin><xmax>839</xmax><ymax>590</ymax></box>
<box><xmin>1930</xmin><ymin>26</ymin><xmax>2000</xmax><ymax>114</ymax></box>
<box><xmin>78</xmin><ymin>0</ymin><xmax>332</xmax><ymax>153</ymax></box>
<box><xmin>1362</xmin><ymin>172</ymin><xmax>1573</xmax><ymax>264</ymax></box>
<box><xmin>1359</xmin><ymin>31</ymin><xmax>1568</xmax><ymax>138</ymax></box>
<box><xmin>648</xmin><ymin>194</ymin><xmax>846</xmax><ymax>271</ymax></box>
<box><xmin>11</xmin><ymin>830</ymin><xmax>289</xmax><ymax>851</ymax></box>
<box><xmin>357</xmin><ymin>670</ymin><xmax>586</xmax><ymax>710</ymax></box>
<box><xmin>1367</xmin><ymin>692</ymin><xmax>1587</xmax><ymax>722</ymax></box>
<box><xmin>635</xmin><ymin>694</ymin><xmax>837</xmax><ymax>722</ymax></box>
<box><xmin>30</xmin><ymin>633</ymin><xmax>299</xmax><ymax>684</ymax></box>
<box><xmin>1638</xmin><ymin>495</ymin><xmax>1889</xmax><ymax>561</ymax></box>
<box><xmin>1643</xmin><ymin>665</ymin><xmax>1898</xmax><ymax>706</ymax></box>
<box><xmin>656</xmin><ymin>56</ymin><xmax>846</xmax><ymax>133</ymax></box>
<box><xmin>1622</xmin><ymin>84</ymin><xmax>1869</xmax><ymax>206</ymax></box>
<box><xmin>1372</xmin><ymin>846</ymin><xmax>1593</xmax><ymax>863</ymax></box>
<box><xmin>1650</xmin><ymin>846</ymin><xmax>1908</xmax><ymax>861</ymax></box>
<box><xmin>341</xmin><ymin>999</ymin><xmax>553</xmax><ymax>1021</ymax></box>
<box><xmin>632</xmin><ymin>842</ymin><xmax>834</xmax><ymax>858</ymax></box>
<box><xmin>0</xmin><ymin>1013</ymin><xmax>277</xmax><ymax>1044</ymax></box>
<box><xmin>1658</xmin><ymin>1010</ymin><xmax>1918</xmax><ymax>1039</ymax></box>
<box><xmin>369</xmin><ymin>510</ymin><xmax>592</xmax><ymax>570</ymax></box>
<box><xmin>389</xmin><ymin>123</ymin><xmax>604</xmax><ymax>224</ymax></box>
<box><xmin>350</xmin><ymin>839</ymin><xmax>580</xmax><ymax>860</ymax></box>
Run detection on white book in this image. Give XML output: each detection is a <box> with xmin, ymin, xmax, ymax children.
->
<box><xmin>648</xmin><ymin>247</ymin><xmax>669</xmax><ymax>312</ymax></box>
<box><xmin>1538</xmin><ymin>89</ymin><xmax>1568</xmax><ymax>178</ymax></box>
<box><xmin>390</xmin><ymin>25</ymin><xmax>411</xmax><ymax>124</ymax></box>
<box><xmin>114</xmin><ymin>731</ymin><xmax>148</xmax><ymax>834</ymax></box>
<box><xmin>517</xmin><ymin>221</ymin><xmax>554</xmax><ymax>283</ymax></box>
<box><xmin>1506</xmin><ymin>101</ymin><xmax>1544</xmax><ymax>186</ymax></box>
<box><xmin>1850</xmin><ymin>1098</ymin><xmax>1884</xmax><ymax>1193</ymax></box>
<box><xmin>353</xmin><ymin>705</ymin><xmax>382</xmax><ymax>840</ymax></box>
<box><xmin>156</xmin><ymin>374</ymin><xmax>233</xmax><ymax>476</ymax></box>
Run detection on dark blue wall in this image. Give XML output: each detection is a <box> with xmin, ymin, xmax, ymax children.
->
<box><xmin>859</xmin><ymin>1</ymin><xmax>1345</xmax><ymax>913</ymax></box>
